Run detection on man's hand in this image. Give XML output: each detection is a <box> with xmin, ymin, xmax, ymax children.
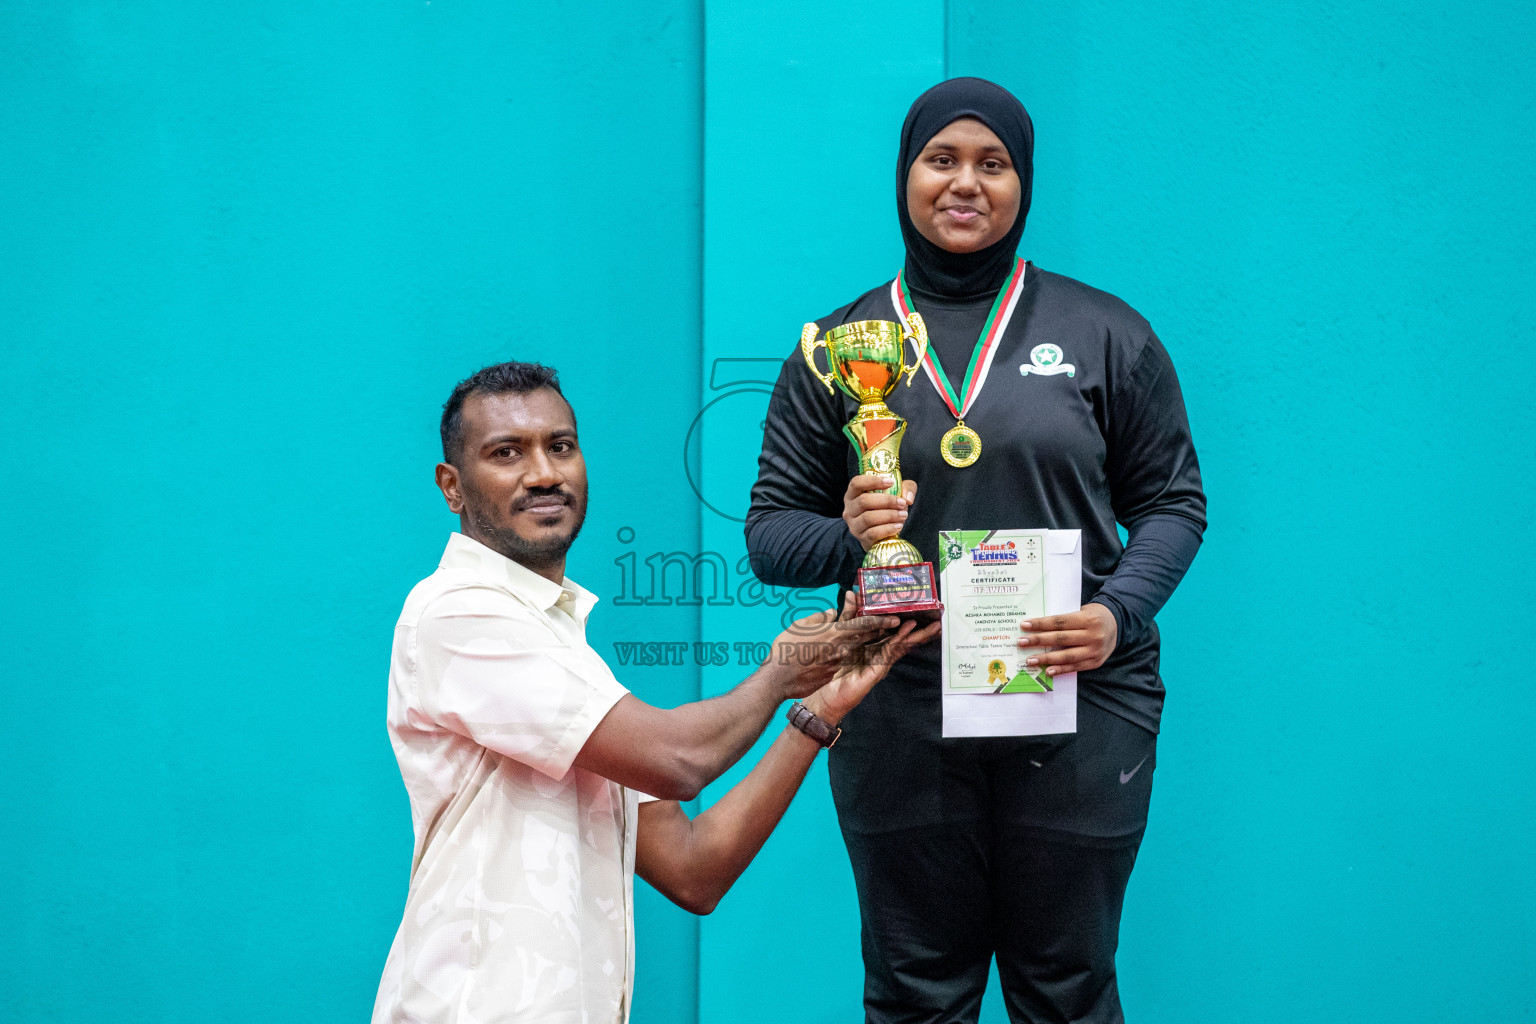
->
<box><xmin>635</xmin><ymin>602</ymin><xmax>939</xmax><ymax>917</ymax></box>
<box><xmin>803</xmin><ymin>595</ymin><xmax>940</xmax><ymax>725</ymax></box>
<box><xmin>842</xmin><ymin>474</ymin><xmax>917</xmax><ymax>552</ymax></box>
<box><xmin>1018</xmin><ymin>602</ymin><xmax>1118</xmax><ymax>676</ymax></box>
<box><xmin>763</xmin><ymin>594</ymin><xmax>903</xmax><ymax>700</ymax></box>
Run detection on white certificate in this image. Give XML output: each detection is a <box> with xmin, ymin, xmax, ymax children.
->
<box><xmin>940</xmin><ymin>529</ymin><xmax>1082</xmax><ymax>737</ymax></box>
<box><xmin>938</xmin><ymin>530</ymin><xmax>1052</xmax><ymax>693</ymax></box>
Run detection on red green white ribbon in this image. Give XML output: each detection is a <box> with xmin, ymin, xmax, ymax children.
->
<box><xmin>891</xmin><ymin>257</ymin><xmax>1028</xmax><ymax>420</ymax></box>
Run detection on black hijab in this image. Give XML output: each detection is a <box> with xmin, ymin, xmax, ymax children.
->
<box><xmin>897</xmin><ymin>77</ymin><xmax>1034</xmax><ymax>299</ymax></box>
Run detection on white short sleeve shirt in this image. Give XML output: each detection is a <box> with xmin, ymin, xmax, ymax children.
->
<box><xmin>372</xmin><ymin>533</ymin><xmax>638</xmax><ymax>1024</ymax></box>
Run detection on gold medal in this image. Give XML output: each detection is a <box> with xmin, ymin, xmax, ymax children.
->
<box><xmin>940</xmin><ymin>421</ymin><xmax>982</xmax><ymax>468</ymax></box>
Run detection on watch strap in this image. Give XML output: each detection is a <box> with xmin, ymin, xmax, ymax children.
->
<box><xmin>786</xmin><ymin>701</ymin><xmax>842</xmax><ymax>749</ymax></box>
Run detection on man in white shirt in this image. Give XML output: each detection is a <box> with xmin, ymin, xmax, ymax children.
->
<box><xmin>373</xmin><ymin>361</ymin><xmax>935</xmax><ymax>1024</ymax></box>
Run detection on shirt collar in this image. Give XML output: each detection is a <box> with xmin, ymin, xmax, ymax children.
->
<box><xmin>439</xmin><ymin>532</ymin><xmax>599</xmax><ymax>624</ymax></box>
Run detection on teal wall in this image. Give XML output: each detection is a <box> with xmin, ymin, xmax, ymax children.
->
<box><xmin>1</xmin><ymin>4</ymin><xmax>704</xmax><ymax>1020</ymax></box>
<box><xmin>2</xmin><ymin>2</ymin><xmax>1532</xmax><ymax>1022</ymax></box>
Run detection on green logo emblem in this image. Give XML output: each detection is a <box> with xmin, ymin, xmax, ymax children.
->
<box><xmin>1021</xmin><ymin>343</ymin><xmax>1076</xmax><ymax>378</ymax></box>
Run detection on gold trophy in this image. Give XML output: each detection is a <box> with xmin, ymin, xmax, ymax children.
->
<box><xmin>801</xmin><ymin>315</ymin><xmax>944</xmax><ymax>618</ymax></box>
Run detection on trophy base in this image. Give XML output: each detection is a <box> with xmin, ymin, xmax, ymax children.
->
<box><xmin>856</xmin><ymin>562</ymin><xmax>944</xmax><ymax>621</ymax></box>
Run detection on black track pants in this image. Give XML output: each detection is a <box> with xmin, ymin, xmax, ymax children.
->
<box><xmin>830</xmin><ymin>699</ymin><xmax>1156</xmax><ymax>1024</ymax></box>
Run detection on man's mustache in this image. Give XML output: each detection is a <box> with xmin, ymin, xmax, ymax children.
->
<box><xmin>513</xmin><ymin>489</ymin><xmax>574</xmax><ymax>512</ymax></box>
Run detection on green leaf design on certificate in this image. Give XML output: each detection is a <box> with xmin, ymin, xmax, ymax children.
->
<box><xmin>937</xmin><ymin>530</ymin><xmax>991</xmax><ymax>571</ymax></box>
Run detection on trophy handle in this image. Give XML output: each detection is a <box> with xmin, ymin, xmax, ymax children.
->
<box><xmin>800</xmin><ymin>322</ymin><xmax>836</xmax><ymax>394</ymax></box>
<box><xmin>900</xmin><ymin>312</ymin><xmax>929</xmax><ymax>387</ymax></box>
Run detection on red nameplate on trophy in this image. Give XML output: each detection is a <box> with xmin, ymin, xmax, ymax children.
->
<box><xmin>856</xmin><ymin>562</ymin><xmax>944</xmax><ymax>621</ymax></box>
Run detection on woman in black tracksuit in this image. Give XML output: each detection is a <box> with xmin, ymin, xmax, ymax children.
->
<box><xmin>746</xmin><ymin>78</ymin><xmax>1207</xmax><ymax>1024</ymax></box>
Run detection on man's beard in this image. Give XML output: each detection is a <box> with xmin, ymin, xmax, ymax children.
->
<box><xmin>467</xmin><ymin>491</ymin><xmax>587</xmax><ymax>571</ymax></box>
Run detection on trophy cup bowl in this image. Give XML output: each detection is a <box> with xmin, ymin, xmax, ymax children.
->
<box><xmin>801</xmin><ymin>316</ymin><xmax>944</xmax><ymax>620</ymax></box>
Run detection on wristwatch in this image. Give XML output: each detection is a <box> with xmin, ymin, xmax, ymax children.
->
<box><xmin>786</xmin><ymin>701</ymin><xmax>842</xmax><ymax>749</ymax></box>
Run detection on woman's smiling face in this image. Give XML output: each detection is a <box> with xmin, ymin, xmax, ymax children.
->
<box><xmin>905</xmin><ymin>117</ymin><xmax>1021</xmax><ymax>255</ymax></box>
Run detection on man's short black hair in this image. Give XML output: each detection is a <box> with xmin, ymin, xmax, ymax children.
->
<box><xmin>440</xmin><ymin>361</ymin><xmax>567</xmax><ymax>465</ymax></box>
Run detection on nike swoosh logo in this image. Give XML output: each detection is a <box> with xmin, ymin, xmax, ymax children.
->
<box><xmin>1119</xmin><ymin>757</ymin><xmax>1149</xmax><ymax>784</ymax></box>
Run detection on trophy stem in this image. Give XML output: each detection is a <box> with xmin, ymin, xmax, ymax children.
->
<box><xmin>844</xmin><ymin>403</ymin><xmax>907</xmax><ymax>498</ymax></box>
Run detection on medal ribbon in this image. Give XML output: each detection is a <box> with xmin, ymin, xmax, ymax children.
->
<box><xmin>891</xmin><ymin>256</ymin><xmax>1028</xmax><ymax>420</ymax></box>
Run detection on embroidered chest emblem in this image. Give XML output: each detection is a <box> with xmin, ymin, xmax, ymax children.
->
<box><xmin>1020</xmin><ymin>343</ymin><xmax>1075</xmax><ymax>378</ymax></box>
